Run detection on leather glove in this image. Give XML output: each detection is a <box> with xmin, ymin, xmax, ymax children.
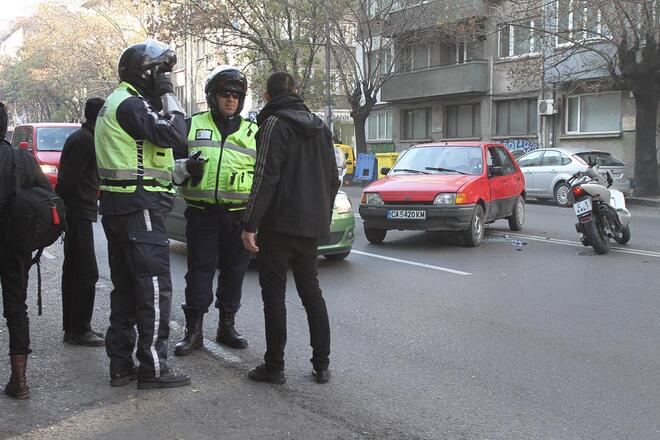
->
<box><xmin>186</xmin><ymin>151</ymin><xmax>207</xmax><ymax>186</ymax></box>
<box><xmin>154</xmin><ymin>72</ymin><xmax>175</xmax><ymax>97</ymax></box>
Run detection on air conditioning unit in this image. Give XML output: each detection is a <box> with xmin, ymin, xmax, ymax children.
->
<box><xmin>538</xmin><ymin>99</ymin><xmax>556</xmax><ymax>115</ymax></box>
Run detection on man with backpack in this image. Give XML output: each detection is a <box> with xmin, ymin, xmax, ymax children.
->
<box><xmin>0</xmin><ymin>102</ymin><xmax>52</xmax><ymax>399</ymax></box>
<box><xmin>57</xmin><ymin>98</ymin><xmax>105</xmax><ymax>347</ymax></box>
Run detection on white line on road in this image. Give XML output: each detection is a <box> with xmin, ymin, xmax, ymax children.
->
<box><xmin>41</xmin><ymin>250</ymin><xmax>55</xmax><ymax>259</ymax></box>
<box><xmin>490</xmin><ymin>231</ymin><xmax>660</xmax><ymax>259</ymax></box>
<box><xmin>351</xmin><ymin>250</ymin><xmax>472</xmax><ymax>275</ymax></box>
<box><xmin>169</xmin><ymin>321</ymin><xmax>243</xmax><ymax>363</ymax></box>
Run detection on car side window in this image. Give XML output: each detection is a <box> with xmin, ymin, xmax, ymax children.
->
<box><xmin>560</xmin><ymin>154</ymin><xmax>572</xmax><ymax>165</ymax></box>
<box><xmin>539</xmin><ymin>150</ymin><xmax>561</xmax><ymax>166</ymax></box>
<box><xmin>495</xmin><ymin>148</ymin><xmax>516</xmax><ymax>175</ymax></box>
<box><xmin>517</xmin><ymin>150</ymin><xmax>542</xmax><ymax>167</ymax></box>
<box><xmin>487</xmin><ymin>148</ymin><xmax>497</xmax><ymax>168</ymax></box>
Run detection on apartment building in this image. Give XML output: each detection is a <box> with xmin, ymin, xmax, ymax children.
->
<box><xmin>368</xmin><ymin>0</ymin><xmax>643</xmax><ymax>172</ymax></box>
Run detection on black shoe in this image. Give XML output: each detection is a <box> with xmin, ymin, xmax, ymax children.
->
<box><xmin>137</xmin><ymin>369</ymin><xmax>191</xmax><ymax>390</ymax></box>
<box><xmin>65</xmin><ymin>331</ymin><xmax>105</xmax><ymax>347</ymax></box>
<box><xmin>216</xmin><ymin>310</ymin><xmax>248</xmax><ymax>349</ymax></box>
<box><xmin>110</xmin><ymin>366</ymin><xmax>139</xmax><ymax>387</ymax></box>
<box><xmin>174</xmin><ymin>310</ymin><xmax>204</xmax><ymax>356</ymax></box>
<box><xmin>313</xmin><ymin>369</ymin><xmax>330</xmax><ymax>384</ymax></box>
<box><xmin>247</xmin><ymin>364</ymin><xmax>285</xmax><ymax>385</ymax></box>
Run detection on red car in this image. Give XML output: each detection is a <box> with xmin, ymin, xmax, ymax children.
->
<box><xmin>11</xmin><ymin>123</ymin><xmax>81</xmax><ymax>188</ymax></box>
<box><xmin>359</xmin><ymin>142</ymin><xmax>526</xmax><ymax>247</ymax></box>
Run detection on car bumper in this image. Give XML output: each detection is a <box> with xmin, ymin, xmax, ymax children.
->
<box><xmin>317</xmin><ymin>212</ymin><xmax>355</xmax><ymax>255</ymax></box>
<box><xmin>359</xmin><ymin>204</ymin><xmax>476</xmax><ymax>231</ymax></box>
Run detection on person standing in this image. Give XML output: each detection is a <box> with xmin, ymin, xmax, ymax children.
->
<box><xmin>57</xmin><ymin>98</ymin><xmax>105</xmax><ymax>347</ymax></box>
<box><xmin>173</xmin><ymin>66</ymin><xmax>257</xmax><ymax>355</ymax></box>
<box><xmin>95</xmin><ymin>40</ymin><xmax>190</xmax><ymax>389</ymax></box>
<box><xmin>241</xmin><ymin>72</ymin><xmax>340</xmax><ymax>385</ymax></box>
<box><xmin>0</xmin><ymin>102</ymin><xmax>52</xmax><ymax>399</ymax></box>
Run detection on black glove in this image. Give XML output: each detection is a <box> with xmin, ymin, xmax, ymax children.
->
<box><xmin>154</xmin><ymin>72</ymin><xmax>174</xmax><ymax>97</ymax></box>
<box><xmin>186</xmin><ymin>151</ymin><xmax>207</xmax><ymax>186</ymax></box>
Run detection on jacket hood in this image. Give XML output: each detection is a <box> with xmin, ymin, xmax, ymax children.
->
<box><xmin>257</xmin><ymin>93</ymin><xmax>325</xmax><ymax>137</ymax></box>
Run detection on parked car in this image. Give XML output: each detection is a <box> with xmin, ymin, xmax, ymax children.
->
<box><xmin>359</xmin><ymin>142</ymin><xmax>526</xmax><ymax>247</ymax></box>
<box><xmin>165</xmin><ymin>147</ymin><xmax>356</xmax><ymax>260</ymax></box>
<box><xmin>11</xmin><ymin>123</ymin><xmax>81</xmax><ymax>188</ymax></box>
<box><xmin>516</xmin><ymin>147</ymin><xmax>630</xmax><ymax>207</ymax></box>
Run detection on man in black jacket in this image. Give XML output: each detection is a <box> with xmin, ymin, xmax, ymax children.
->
<box><xmin>242</xmin><ymin>72</ymin><xmax>340</xmax><ymax>385</ymax></box>
<box><xmin>56</xmin><ymin>98</ymin><xmax>105</xmax><ymax>346</ymax></box>
<box><xmin>0</xmin><ymin>102</ymin><xmax>51</xmax><ymax>399</ymax></box>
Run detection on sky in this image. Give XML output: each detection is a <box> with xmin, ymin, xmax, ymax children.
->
<box><xmin>0</xmin><ymin>0</ymin><xmax>82</xmax><ymax>23</ymax></box>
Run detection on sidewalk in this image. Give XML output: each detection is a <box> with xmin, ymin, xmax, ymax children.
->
<box><xmin>626</xmin><ymin>195</ymin><xmax>660</xmax><ymax>208</ymax></box>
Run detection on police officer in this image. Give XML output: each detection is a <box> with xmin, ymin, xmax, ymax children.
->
<box><xmin>95</xmin><ymin>40</ymin><xmax>190</xmax><ymax>389</ymax></box>
<box><xmin>172</xmin><ymin>66</ymin><xmax>256</xmax><ymax>356</ymax></box>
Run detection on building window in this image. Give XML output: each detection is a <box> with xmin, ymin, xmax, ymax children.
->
<box><xmin>175</xmin><ymin>85</ymin><xmax>185</xmax><ymax>104</ymax></box>
<box><xmin>565</xmin><ymin>92</ymin><xmax>621</xmax><ymax>134</ymax></box>
<box><xmin>368</xmin><ymin>110</ymin><xmax>393</xmax><ymax>140</ymax></box>
<box><xmin>556</xmin><ymin>0</ymin><xmax>609</xmax><ymax>45</ymax></box>
<box><xmin>402</xmin><ymin>108</ymin><xmax>431</xmax><ymax>140</ymax></box>
<box><xmin>499</xmin><ymin>20</ymin><xmax>538</xmax><ymax>58</ymax></box>
<box><xmin>175</xmin><ymin>44</ymin><xmax>185</xmax><ymax>70</ymax></box>
<box><xmin>368</xmin><ymin>49</ymin><xmax>392</xmax><ymax>77</ymax></box>
<box><xmin>496</xmin><ymin>99</ymin><xmax>537</xmax><ymax>136</ymax></box>
<box><xmin>402</xmin><ymin>44</ymin><xmax>430</xmax><ymax>72</ymax></box>
<box><xmin>341</xmin><ymin>23</ymin><xmax>356</xmax><ymax>46</ymax></box>
<box><xmin>445</xmin><ymin>104</ymin><xmax>480</xmax><ymax>138</ymax></box>
<box><xmin>195</xmin><ymin>39</ymin><xmax>206</xmax><ymax>59</ymax></box>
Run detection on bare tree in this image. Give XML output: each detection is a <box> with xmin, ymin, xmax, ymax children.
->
<box><xmin>497</xmin><ymin>0</ymin><xmax>660</xmax><ymax>195</ymax></box>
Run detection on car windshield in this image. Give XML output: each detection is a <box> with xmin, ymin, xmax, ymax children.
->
<box><xmin>36</xmin><ymin>127</ymin><xmax>78</xmax><ymax>152</ymax></box>
<box><xmin>575</xmin><ymin>152</ymin><xmax>625</xmax><ymax>167</ymax></box>
<box><xmin>393</xmin><ymin>146</ymin><xmax>483</xmax><ymax>175</ymax></box>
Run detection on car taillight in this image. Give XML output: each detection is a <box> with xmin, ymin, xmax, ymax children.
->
<box><xmin>572</xmin><ymin>186</ymin><xmax>585</xmax><ymax>198</ymax></box>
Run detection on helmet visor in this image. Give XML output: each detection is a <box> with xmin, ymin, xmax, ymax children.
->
<box><xmin>144</xmin><ymin>39</ymin><xmax>177</xmax><ymax>72</ymax></box>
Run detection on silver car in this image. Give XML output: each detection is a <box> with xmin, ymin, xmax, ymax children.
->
<box><xmin>516</xmin><ymin>148</ymin><xmax>630</xmax><ymax>207</ymax></box>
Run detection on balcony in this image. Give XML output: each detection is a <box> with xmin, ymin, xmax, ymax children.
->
<box><xmin>384</xmin><ymin>0</ymin><xmax>489</xmax><ymax>34</ymax></box>
<box><xmin>381</xmin><ymin>61</ymin><xmax>489</xmax><ymax>102</ymax></box>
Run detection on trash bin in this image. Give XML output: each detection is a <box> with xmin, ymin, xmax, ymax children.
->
<box><xmin>354</xmin><ymin>153</ymin><xmax>376</xmax><ymax>182</ymax></box>
<box><xmin>375</xmin><ymin>152</ymin><xmax>400</xmax><ymax>179</ymax></box>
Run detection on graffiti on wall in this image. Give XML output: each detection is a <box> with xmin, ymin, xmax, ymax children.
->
<box><xmin>501</xmin><ymin>138</ymin><xmax>539</xmax><ymax>155</ymax></box>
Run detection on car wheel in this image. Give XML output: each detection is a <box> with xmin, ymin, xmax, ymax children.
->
<box><xmin>324</xmin><ymin>251</ymin><xmax>350</xmax><ymax>261</ymax></box>
<box><xmin>554</xmin><ymin>182</ymin><xmax>571</xmax><ymax>207</ymax></box>
<box><xmin>364</xmin><ymin>227</ymin><xmax>387</xmax><ymax>244</ymax></box>
<box><xmin>461</xmin><ymin>205</ymin><xmax>485</xmax><ymax>247</ymax></box>
<box><xmin>507</xmin><ymin>196</ymin><xmax>525</xmax><ymax>231</ymax></box>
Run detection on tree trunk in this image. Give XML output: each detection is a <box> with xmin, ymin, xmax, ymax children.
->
<box><xmin>353</xmin><ymin>114</ymin><xmax>368</xmax><ymax>155</ymax></box>
<box><xmin>632</xmin><ymin>88</ymin><xmax>660</xmax><ymax>196</ymax></box>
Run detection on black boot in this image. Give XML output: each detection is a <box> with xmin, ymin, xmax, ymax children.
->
<box><xmin>137</xmin><ymin>367</ymin><xmax>191</xmax><ymax>390</ymax></box>
<box><xmin>174</xmin><ymin>310</ymin><xmax>204</xmax><ymax>356</ymax></box>
<box><xmin>216</xmin><ymin>310</ymin><xmax>248</xmax><ymax>349</ymax></box>
<box><xmin>4</xmin><ymin>354</ymin><xmax>30</xmax><ymax>399</ymax></box>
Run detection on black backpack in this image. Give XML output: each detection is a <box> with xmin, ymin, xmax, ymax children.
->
<box><xmin>5</xmin><ymin>148</ymin><xmax>66</xmax><ymax>314</ymax></box>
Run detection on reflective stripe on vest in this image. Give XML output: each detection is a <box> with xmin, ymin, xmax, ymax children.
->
<box><xmin>179</xmin><ymin>189</ymin><xmax>250</xmax><ymax>200</ymax></box>
<box><xmin>98</xmin><ymin>168</ymin><xmax>172</xmax><ymax>180</ymax></box>
<box><xmin>188</xmin><ymin>140</ymin><xmax>256</xmax><ymax>159</ymax></box>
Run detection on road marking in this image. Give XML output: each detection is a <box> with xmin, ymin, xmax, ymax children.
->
<box><xmin>169</xmin><ymin>321</ymin><xmax>242</xmax><ymax>363</ymax></box>
<box><xmin>41</xmin><ymin>250</ymin><xmax>55</xmax><ymax>259</ymax></box>
<box><xmin>351</xmin><ymin>250</ymin><xmax>472</xmax><ymax>275</ymax></box>
<box><xmin>490</xmin><ymin>231</ymin><xmax>660</xmax><ymax>259</ymax></box>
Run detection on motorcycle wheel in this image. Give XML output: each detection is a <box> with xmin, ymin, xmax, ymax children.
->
<box><xmin>614</xmin><ymin>225</ymin><xmax>631</xmax><ymax>244</ymax></box>
<box><xmin>584</xmin><ymin>219</ymin><xmax>610</xmax><ymax>254</ymax></box>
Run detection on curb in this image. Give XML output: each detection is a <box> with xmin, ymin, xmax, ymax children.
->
<box><xmin>626</xmin><ymin>197</ymin><xmax>660</xmax><ymax>208</ymax></box>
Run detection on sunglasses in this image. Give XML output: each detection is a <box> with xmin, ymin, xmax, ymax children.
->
<box><xmin>218</xmin><ymin>90</ymin><xmax>243</xmax><ymax>99</ymax></box>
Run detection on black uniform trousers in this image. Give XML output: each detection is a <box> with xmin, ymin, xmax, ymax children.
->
<box><xmin>0</xmin><ymin>245</ymin><xmax>32</xmax><ymax>355</ymax></box>
<box><xmin>183</xmin><ymin>205</ymin><xmax>250</xmax><ymax>314</ymax></box>
<box><xmin>256</xmin><ymin>230</ymin><xmax>330</xmax><ymax>372</ymax></box>
<box><xmin>101</xmin><ymin>209</ymin><xmax>172</xmax><ymax>377</ymax></box>
<box><xmin>61</xmin><ymin>216</ymin><xmax>99</xmax><ymax>335</ymax></box>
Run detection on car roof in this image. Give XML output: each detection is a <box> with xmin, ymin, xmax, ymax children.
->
<box><xmin>412</xmin><ymin>141</ymin><xmax>498</xmax><ymax>148</ymax></box>
<box><xmin>15</xmin><ymin>123</ymin><xmax>81</xmax><ymax>128</ymax></box>
<box><xmin>528</xmin><ymin>146</ymin><xmax>611</xmax><ymax>156</ymax></box>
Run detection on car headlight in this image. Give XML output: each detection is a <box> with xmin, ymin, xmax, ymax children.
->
<box><xmin>334</xmin><ymin>192</ymin><xmax>353</xmax><ymax>214</ymax></box>
<box><xmin>363</xmin><ymin>192</ymin><xmax>384</xmax><ymax>206</ymax></box>
<box><xmin>40</xmin><ymin>164</ymin><xmax>58</xmax><ymax>174</ymax></box>
<box><xmin>433</xmin><ymin>193</ymin><xmax>456</xmax><ymax>205</ymax></box>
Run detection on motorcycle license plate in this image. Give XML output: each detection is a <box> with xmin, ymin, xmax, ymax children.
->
<box><xmin>387</xmin><ymin>210</ymin><xmax>426</xmax><ymax>220</ymax></box>
<box><xmin>574</xmin><ymin>198</ymin><xmax>592</xmax><ymax>216</ymax></box>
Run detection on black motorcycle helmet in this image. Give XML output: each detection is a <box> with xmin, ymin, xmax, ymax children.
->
<box><xmin>205</xmin><ymin>65</ymin><xmax>248</xmax><ymax>116</ymax></box>
<box><xmin>118</xmin><ymin>39</ymin><xmax>177</xmax><ymax>96</ymax></box>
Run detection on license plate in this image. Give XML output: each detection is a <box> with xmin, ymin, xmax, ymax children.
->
<box><xmin>574</xmin><ymin>198</ymin><xmax>592</xmax><ymax>216</ymax></box>
<box><xmin>387</xmin><ymin>210</ymin><xmax>426</xmax><ymax>220</ymax></box>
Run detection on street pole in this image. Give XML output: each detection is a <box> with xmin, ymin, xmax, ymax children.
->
<box><xmin>324</xmin><ymin>20</ymin><xmax>333</xmax><ymax>130</ymax></box>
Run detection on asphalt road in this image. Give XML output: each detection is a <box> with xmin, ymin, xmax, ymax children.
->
<box><xmin>1</xmin><ymin>188</ymin><xmax>659</xmax><ymax>440</ymax></box>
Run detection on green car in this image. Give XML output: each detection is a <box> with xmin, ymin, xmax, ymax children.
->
<box><xmin>164</xmin><ymin>190</ymin><xmax>355</xmax><ymax>260</ymax></box>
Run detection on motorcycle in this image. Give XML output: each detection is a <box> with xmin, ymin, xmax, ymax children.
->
<box><xmin>568</xmin><ymin>166</ymin><xmax>631</xmax><ymax>254</ymax></box>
